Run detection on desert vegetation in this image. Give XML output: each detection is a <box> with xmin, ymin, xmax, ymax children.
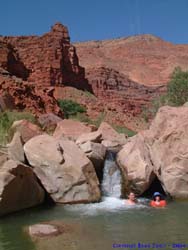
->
<box><xmin>142</xmin><ymin>67</ymin><xmax>188</xmax><ymax>121</ymax></box>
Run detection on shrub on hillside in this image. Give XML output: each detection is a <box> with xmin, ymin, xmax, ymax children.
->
<box><xmin>57</xmin><ymin>99</ymin><xmax>86</xmax><ymax>118</ymax></box>
<box><xmin>166</xmin><ymin>67</ymin><xmax>188</xmax><ymax>106</ymax></box>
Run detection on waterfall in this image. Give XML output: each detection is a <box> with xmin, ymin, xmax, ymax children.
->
<box><xmin>101</xmin><ymin>151</ymin><xmax>122</xmax><ymax>198</ymax></box>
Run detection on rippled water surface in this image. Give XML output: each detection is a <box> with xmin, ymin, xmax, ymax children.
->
<box><xmin>0</xmin><ymin>198</ymin><xmax>188</xmax><ymax>250</ymax></box>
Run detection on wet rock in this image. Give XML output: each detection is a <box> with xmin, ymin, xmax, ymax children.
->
<box><xmin>28</xmin><ymin>224</ymin><xmax>62</xmax><ymax>238</ymax></box>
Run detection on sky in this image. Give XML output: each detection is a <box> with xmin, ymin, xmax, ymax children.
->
<box><xmin>0</xmin><ymin>0</ymin><xmax>188</xmax><ymax>44</ymax></box>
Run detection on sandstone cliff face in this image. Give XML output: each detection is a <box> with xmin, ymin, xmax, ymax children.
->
<box><xmin>86</xmin><ymin>66</ymin><xmax>164</xmax><ymax>115</ymax></box>
<box><xmin>0</xmin><ymin>41</ymin><xmax>29</xmax><ymax>80</ymax></box>
<box><xmin>71</xmin><ymin>34</ymin><xmax>188</xmax><ymax>129</ymax></box>
<box><xmin>0</xmin><ymin>23</ymin><xmax>89</xmax><ymax>90</ymax></box>
<box><xmin>0</xmin><ymin>69</ymin><xmax>62</xmax><ymax>116</ymax></box>
<box><xmin>0</xmin><ymin>23</ymin><xmax>92</xmax><ymax>116</ymax></box>
<box><xmin>75</xmin><ymin>34</ymin><xmax>188</xmax><ymax>86</ymax></box>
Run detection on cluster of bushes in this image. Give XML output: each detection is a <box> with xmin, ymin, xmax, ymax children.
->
<box><xmin>58</xmin><ymin>99</ymin><xmax>135</xmax><ymax>137</ymax></box>
<box><xmin>57</xmin><ymin>99</ymin><xmax>86</xmax><ymax>118</ymax></box>
<box><xmin>142</xmin><ymin>67</ymin><xmax>188</xmax><ymax>121</ymax></box>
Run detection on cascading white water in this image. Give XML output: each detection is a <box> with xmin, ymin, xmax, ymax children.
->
<box><xmin>101</xmin><ymin>151</ymin><xmax>122</xmax><ymax>198</ymax></box>
<box><xmin>65</xmin><ymin>151</ymin><xmax>147</xmax><ymax>216</ymax></box>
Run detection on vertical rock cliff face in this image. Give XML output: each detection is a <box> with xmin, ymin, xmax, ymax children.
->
<box><xmin>85</xmin><ymin>66</ymin><xmax>164</xmax><ymax>115</ymax></box>
<box><xmin>0</xmin><ymin>23</ymin><xmax>91</xmax><ymax>116</ymax></box>
<box><xmin>0</xmin><ymin>23</ymin><xmax>89</xmax><ymax>90</ymax></box>
<box><xmin>0</xmin><ymin>41</ymin><xmax>29</xmax><ymax>80</ymax></box>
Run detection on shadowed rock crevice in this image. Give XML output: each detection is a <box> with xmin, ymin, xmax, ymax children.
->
<box><xmin>141</xmin><ymin>176</ymin><xmax>166</xmax><ymax>198</ymax></box>
<box><xmin>34</xmin><ymin>174</ymin><xmax>56</xmax><ymax>206</ymax></box>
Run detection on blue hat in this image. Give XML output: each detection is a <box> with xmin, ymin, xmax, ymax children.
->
<box><xmin>153</xmin><ymin>192</ymin><xmax>162</xmax><ymax>197</ymax></box>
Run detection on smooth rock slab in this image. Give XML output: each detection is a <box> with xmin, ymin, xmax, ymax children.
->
<box><xmin>53</xmin><ymin>119</ymin><xmax>95</xmax><ymax>141</ymax></box>
<box><xmin>79</xmin><ymin>141</ymin><xmax>106</xmax><ymax>180</ymax></box>
<box><xmin>10</xmin><ymin>119</ymin><xmax>43</xmax><ymax>143</ymax></box>
<box><xmin>7</xmin><ymin>131</ymin><xmax>25</xmax><ymax>163</ymax></box>
<box><xmin>98</xmin><ymin>122</ymin><xmax>127</xmax><ymax>148</ymax></box>
<box><xmin>76</xmin><ymin>131</ymin><xmax>102</xmax><ymax>145</ymax></box>
<box><xmin>146</xmin><ymin>106</ymin><xmax>188</xmax><ymax>198</ymax></box>
<box><xmin>24</xmin><ymin>134</ymin><xmax>101</xmax><ymax>203</ymax></box>
<box><xmin>29</xmin><ymin>224</ymin><xmax>62</xmax><ymax>238</ymax></box>
<box><xmin>117</xmin><ymin>133</ymin><xmax>155</xmax><ymax>195</ymax></box>
<box><xmin>38</xmin><ymin>113</ymin><xmax>62</xmax><ymax>130</ymax></box>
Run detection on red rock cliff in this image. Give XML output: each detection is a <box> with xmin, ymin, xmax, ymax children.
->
<box><xmin>0</xmin><ymin>23</ymin><xmax>89</xmax><ymax>90</ymax></box>
<box><xmin>74</xmin><ymin>34</ymin><xmax>188</xmax><ymax>86</ymax></box>
<box><xmin>0</xmin><ymin>23</ymin><xmax>93</xmax><ymax>116</ymax></box>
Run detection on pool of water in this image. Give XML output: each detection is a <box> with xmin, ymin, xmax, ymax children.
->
<box><xmin>0</xmin><ymin>198</ymin><xmax>188</xmax><ymax>250</ymax></box>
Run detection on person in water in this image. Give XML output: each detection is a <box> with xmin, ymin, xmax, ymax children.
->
<box><xmin>125</xmin><ymin>192</ymin><xmax>138</xmax><ymax>205</ymax></box>
<box><xmin>150</xmin><ymin>192</ymin><xmax>167</xmax><ymax>207</ymax></box>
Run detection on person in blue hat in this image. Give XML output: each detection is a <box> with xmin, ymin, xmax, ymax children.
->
<box><xmin>150</xmin><ymin>192</ymin><xmax>167</xmax><ymax>207</ymax></box>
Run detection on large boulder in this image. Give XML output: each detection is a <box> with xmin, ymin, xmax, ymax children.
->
<box><xmin>53</xmin><ymin>119</ymin><xmax>96</xmax><ymax>141</ymax></box>
<box><xmin>0</xmin><ymin>151</ymin><xmax>8</xmax><ymax>166</ymax></box>
<box><xmin>38</xmin><ymin>113</ymin><xmax>63</xmax><ymax>131</ymax></box>
<box><xmin>145</xmin><ymin>106</ymin><xmax>188</xmax><ymax>198</ymax></box>
<box><xmin>0</xmin><ymin>159</ymin><xmax>45</xmax><ymax>216</ymax></box>
<box><xmin>24</xmin><ymin>134</ymin><xmax>101</xmax><ymax>203</ymax></box>
<box><xmin>98</xmin><ymin>122</ymin><xmax>127</xmax><ymax>149</ymax></box>
<box><xmin>76</xmin><ymin>131</ymin><xmax>102</xmax><ymax>145</ymax></box>
<box><xmin>117</xmin><ymin>133</ymin><xmax>155</xmax><ymax>195</ymax></box>
<box><xmin>7</xmin><ymin>131</ymin><xmax>25</xmax><ymax>163</ymax></box>
<box><xmin>79</xmin><ymin>141</ymin><xmax>106</xmax><ymax>180</ymax></box>
<box><xmin>117</xmin><ymin>106</ymin><xmax>188</xmax><ymax>199</ymax></box>
<box><xmin>10</xmin><ymin>119</ymin><xmax>43</xmax><ymax>144</ymax></box>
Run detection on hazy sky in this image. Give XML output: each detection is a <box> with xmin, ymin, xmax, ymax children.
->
<box><xmin>0</xmin><ymin>0</ymin><xmax>188</xmax><ymax>44</ymax></box>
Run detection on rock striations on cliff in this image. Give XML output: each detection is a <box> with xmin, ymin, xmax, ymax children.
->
<box><xmin>0</xmin><ymin>23</ymin><xmax>89</xmax><ymax>89</ymax></box>
<box><xmin>0</xmin><ymin>23</ymin><xmax>90</xmax><ymax>116</ymax></box>
<box><xmin>75</xmin><ymin>34</ymin><xmax>188</xmax><ymax>86</ymax></box>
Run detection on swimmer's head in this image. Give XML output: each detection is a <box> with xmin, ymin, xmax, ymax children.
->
<box><xmin>153</xmin><ymin>192</ymin><xmax>162</xmax><ymax>201</ymax></box>
<box><xmin>128</xmin><ymin>192</ymin><xmax>136</xmax><ymax>201</ymax></box>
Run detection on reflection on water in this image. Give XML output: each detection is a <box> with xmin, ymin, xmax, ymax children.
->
<box><xmin>0</xmin><ymin>215</ymin><xmax>36</xmax><ymax>250</ymax></box>
<box><xmin>0</xmin><ymin>201</ymin><xmax>188</xmax><ymax>250</ymax></box>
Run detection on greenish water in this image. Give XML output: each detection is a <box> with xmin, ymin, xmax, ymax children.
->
<box><xmin>0</xmin><ymin>198</ymin><xmax>188</xmax><ymax>250</ymax></box>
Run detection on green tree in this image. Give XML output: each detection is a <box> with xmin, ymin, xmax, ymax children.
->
<box><xmin>167</xmin><ymin>67</ymin><xmax>188</xmax><ymax>106</ymax></box>
<box><xmin>141</xmin><ymin>67</ymin><xmax>188</xmax><ymax>121</ymax></box>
